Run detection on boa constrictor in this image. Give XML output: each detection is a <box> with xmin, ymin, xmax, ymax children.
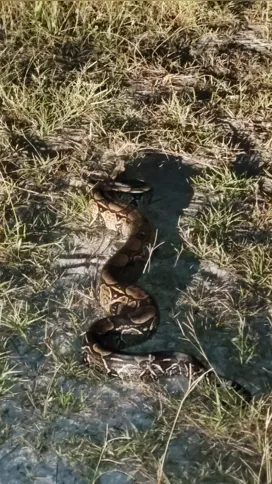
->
<box><xmin>82</xmin><ymin>176</ymin><xmax>250</xmax><ymax>398</ymax></box>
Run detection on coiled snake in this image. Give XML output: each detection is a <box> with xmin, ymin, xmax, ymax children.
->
<box><xmin>82</xmin><ymin>176</ymin><xmax>251</xmax><ymax>397</ymax></box>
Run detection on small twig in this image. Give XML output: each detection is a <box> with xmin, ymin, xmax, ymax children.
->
<box><xmin>143</xmin><ymin>229</ymin><xmax>164</xmax><ymax>273</ymax></box>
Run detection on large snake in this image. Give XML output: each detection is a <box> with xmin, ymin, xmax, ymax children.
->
<box><xmin>82</xmin><ymin>176</ymin><xmax>251</xmax><ymax>397</ymax></box>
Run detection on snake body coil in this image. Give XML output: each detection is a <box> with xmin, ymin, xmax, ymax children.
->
<box><xmin>83</xmin><ymin>178</ymin><xmax>205</xmax><ymax>380</ymax></box>
<box><xmin>81</xmin><ymin>175</ymin><xmax>252</xmax><ymax>403</ymax></box>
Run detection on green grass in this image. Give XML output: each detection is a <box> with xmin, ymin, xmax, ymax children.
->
<box><xmin>0</xmin><ymin>1</ymin><xmax>272</xmax><ymax>483</ymax></box>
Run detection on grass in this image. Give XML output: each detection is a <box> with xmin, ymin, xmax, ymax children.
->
<box><xmin>0</xmin><ymin>0</ymin><xmax>272</xmax><ymax>483</ymax></box>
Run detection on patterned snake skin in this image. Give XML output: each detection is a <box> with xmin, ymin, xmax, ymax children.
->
<box><xmin>82</xmin><ymin>176</ymin><xmax>251</xmax><ymax>399</ymax></box>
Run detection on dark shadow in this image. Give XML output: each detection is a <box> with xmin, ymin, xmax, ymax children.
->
<box><xmin>119</xmin><ymin>152</ymin><xmax>196</xmax><ymax>263</ymax></box>
<box><xmin>102</xmin><ymin>114</ymin><xmax>149</xmax><ymax>140</ymax></box>
<box><xmin>229</xmin><ymin>0</ymin><xmax>255</xmax><ymax>15</ymax></box>
<box><xmin>0</xmin><ymin>158</ymin><xmax>19</xmax><ymax>180</ymax></box>
<box><xmin>53</xmin><ymin>36</ymin><xmax>94</xmax><ymax>72</ymax></box>
<box><xmin>207</xmin><ymin>0</ymin><xmax>254</xmax><ymax>13</ymax></box>
<box><xmin>217</xmin><ymin>123</ymin><xmax>264</xmax><ymax>179</ymax></box>
<box><xmin>9</xmin><ymin>133</ymin><xmax>65</xmax><ymax>160</ymax></box>
<box><xmin>74</xmin><ymin>152</ymin><xmax>202</xmax><ymax>357</ymax></box>
<box><xmin>231</xmin><ymin>152</ymin><xmax>263</xmax><ymax>178</ymax></box>
<box><xmin>193</xmin><ymin>87</ymin><xmax>213</xmax><ymax>102</ymax></box>
<box><xmin>138</xmin><ymin>37</ymin><xmax>195</xmax><ymax>72</ymax></box>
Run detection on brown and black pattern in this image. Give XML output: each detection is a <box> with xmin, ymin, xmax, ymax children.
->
<box><xmin>82</xmin><ymin>178</ymin><xmax>251</xmax><ymax>400</ymax></box>
<box><xmin>82</xmin><ymin>178</ymin><xmax>206</xmax><ymax>380</ymax></box>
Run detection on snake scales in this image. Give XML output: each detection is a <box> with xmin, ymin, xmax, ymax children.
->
<box><xmin>82</xmin><ymin>175</ymin><xmax>251</xmax><ymax>397</ymax></box>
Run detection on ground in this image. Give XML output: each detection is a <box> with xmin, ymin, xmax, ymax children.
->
<box><xmin>0</xmin><ymin>1</ymin><xmax>272</xmax><ymax>483</ymax></box>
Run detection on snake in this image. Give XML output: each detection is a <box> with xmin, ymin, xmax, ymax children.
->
<box><xmin>82</xmin><ymin>175</ymin><xmax>251</xmax><ymax>398</ymax></box>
